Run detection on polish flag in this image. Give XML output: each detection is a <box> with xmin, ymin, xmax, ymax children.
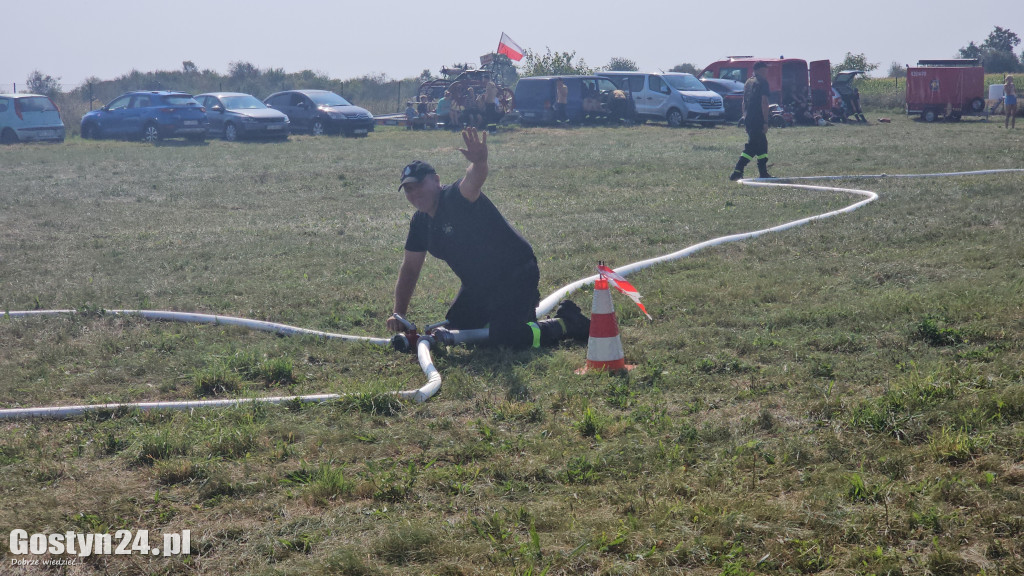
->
<box><xmin>597</xmin><ymin>264</ymin><xmax>653</xmax><ymax>320</ymax></box>
<box><xmin>497</xmin><ymin>33</ymin><xmax>524</xmax><ymax>62</ymax></box>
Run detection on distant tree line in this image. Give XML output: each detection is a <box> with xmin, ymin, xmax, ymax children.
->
<box><xmin>60</xmin><ymin>61</ymin><xmax>427</xmax><ymax>114</ymax></box>
<box><xmin>20</xmin><ymin>24</ymin><xmax>1022</xmax><ymax>110</ymax></box>
<box><xmin>959</xmin><ymin>26</ymin><xmax>1022</xmax><ymax>73</ymax></box>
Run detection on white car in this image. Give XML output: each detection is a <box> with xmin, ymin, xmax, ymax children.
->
<box><xmin>0</xmin><ymin>93</ymin><xmax>65</xmax><ymax>143</ymax></box>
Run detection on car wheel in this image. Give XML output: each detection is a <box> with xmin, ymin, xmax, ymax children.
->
<box><xmin>1</xmin><ymin>128</ymin><xmax>19</xmax><ymax>144</ymax></box>
<box><xmin>224</xmin><ymin>123</ymin><xmax>238</xmax><ymax>141</ymax></box>
<box><xmin>81</xmin><ymin>123</ymin><xmax>100</xmax><ymax>140</ymax></box>
<box><xmin>666</xmin><ymin>108</ymin><xmax>684</xmax><ymax>127</ymax></box>
<box><xmin>969</xmin><ymin>97</ymin><xmax>985</xmax><ymax>113</ymax></box>
<box><xmin>311</xmin><ymin>119</ymin><xmax>325</xmax><ymax>136</ymax></box>
<box><xmin>142</xmin><ymin>123</ymin><xmax>160</xmax><ymax>143</ymax></box>
<box><xmin>922</xmin><ymin>110</ymin><xmax>937</xmax><ymax>122</ymax></box>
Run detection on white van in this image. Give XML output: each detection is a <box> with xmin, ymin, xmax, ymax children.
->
<box><xmin>597</xmin><ymin>72</ymin><xmax>724</xmax><ymax>127</ymax></box>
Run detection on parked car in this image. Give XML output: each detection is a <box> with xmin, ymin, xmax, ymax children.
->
<box><xmin>699</xmin><ymin>78</ymin><xmax>745</xmax><ymax>122</ymax></box>
<box><xmin>194</xmin><ymin>92</ymin><xmax>290</xmax><ymax>141</ymax></box>
<box><xmin>597</xmin><ymin>72</ymin><xmax>725</xmax><ymax>127</ymax></box>
<box><xmin>81</xmin><ymin>91</ymin><xmax>209</xmax><ymax>142</ymax></box>
<box><xmin>0</xmin><ymin>93</ymin><xmax>65</xmax><ymax>144</ymax></box>
<box><xmin>514</xmin><ymin>75</ymin><xmax>633</xmax><ymax>125</ymax></box>
<box><xmin>263</xmin><ymin>90</ymin><xmax>373</xmax><ymax>136</ymax></box>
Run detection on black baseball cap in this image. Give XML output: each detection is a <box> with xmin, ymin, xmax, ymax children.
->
<box><xmin>398</xmin><ymin>160</ymin><xmax>436</xmax><ymax>190</ymax></box>
<box><xmin>753</xmin><ymin>61</ymin><xmax>768</xmax><ymax>70</ymax></box>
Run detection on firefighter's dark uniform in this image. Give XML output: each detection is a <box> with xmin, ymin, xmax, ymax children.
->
<box><xmin>732</xmin><ymin>74</ymin><xmax>773</xmax><ymax>179</ymax></box>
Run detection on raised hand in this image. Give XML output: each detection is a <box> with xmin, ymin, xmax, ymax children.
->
<box><xmin>457</xmin><ymin>126</ymin><xmax>488</xmax><ymax>165</ymax></box>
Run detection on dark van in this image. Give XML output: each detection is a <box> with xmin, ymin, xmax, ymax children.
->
<box><xmin>514</xmin><ymin>75</ymin><xmax>629</xmax><ymax>125</ymax></box>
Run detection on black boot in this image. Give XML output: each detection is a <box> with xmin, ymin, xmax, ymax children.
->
<box><xmin>730</xmin><ymin>155</ymin><xmax>750</xmax><ymax>181</ymax></box>
<box><xmin>757</xmin><ymin>158</ymin><xmax>774</xmax><ymax>179</ymax></box>
<box><xmin>554</xmin><ymin>300</ymin><xmax>590</xmax><ymax>341</ymax></box>
<box><xmin>535</xmin><ymin>300</ymin><xmax>591</xmax><ymax>346</ymax></box>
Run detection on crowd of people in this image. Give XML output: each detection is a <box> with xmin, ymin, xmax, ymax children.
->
<box><xmin>405</xmin><ymin>80</ymin><xmax>503</xmax><ymax>131</ymax></box>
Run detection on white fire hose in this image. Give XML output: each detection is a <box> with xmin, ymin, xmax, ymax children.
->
<box><xmin>3</xmin><ymin>169</ymin><xmax>1020</xmax><ymax>419</ymax></box>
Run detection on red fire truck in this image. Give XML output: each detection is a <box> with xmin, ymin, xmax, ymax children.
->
<box><xmin>700</xmin><ymin>57</ymin><xmax>833</xmax><ymax>112</ymax></box>
<box><xmin>905</xmin><ymin>59</ymin><xmax>986</xmax><ymax>122</ymax></box>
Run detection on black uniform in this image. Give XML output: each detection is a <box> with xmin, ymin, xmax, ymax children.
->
<box><xmin>732</xmin><ymin>74</ymin><xmax>772</xmax><ymax>179</ymax></box>
<box><xmin>405</xmin><ymin>179</ymin><xmax>541</xmax><ymax>347</ymax></box>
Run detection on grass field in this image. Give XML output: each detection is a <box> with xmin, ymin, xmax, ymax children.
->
<box><xmin>2</xmin><ymin>113</ymin><xmax>1023</xmax><ymax>576</ymax></box>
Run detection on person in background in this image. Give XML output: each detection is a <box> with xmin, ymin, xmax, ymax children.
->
<box><xmin>484</xmin><ymin>80</ymin><xmax>498</xmax><ymax>125</ymax></box>
<box><xmin>554</xmin><ymin>78</ymin><xmax>569</xmax><ymax>123</ymax></box>
<box><xmin>609</xmin><ymin>87</ymin><xmax>631</xmax><ymax>121</ymax></box>
<box><xmin>464</xmin><ymin>87</ymin><xmax>483</xmax><ymax>129</ymax></box>
<box><xmin>435</xmin><ymin>91</ymin><xmax>451</xmax><ymax>130</ymax></box>
<box><xmin>849</xmin><ymin>87</ymin><xmax>866</xmax><ymax>122</ymax></box>
<box><xmin>417</xmin><ymin>95</ymin><xmax>436</xmax><ymax>128</ymax></box>
<box><xmin>730</xmin><ymin>61</ymin><xmax>775</xmax><ymax>180</ymax></box>
<box><xmin>404</xmin><ymin>101</ymin><xmax>417</xmax><ymax>130</ymax></box>
<box><xmin>388</xmin><ymin>127</ymin><xmax>590</xmax><ymax>349</ymax></box>
<box><xmin>1004</xmin><ymin>75</ymin><xmax>1017</xmax><ymax>129</ymax></box>
<box><xmin>448</xmin><ymin>91</ymin><xmax>463</xmax><ymax>129</ymax></box>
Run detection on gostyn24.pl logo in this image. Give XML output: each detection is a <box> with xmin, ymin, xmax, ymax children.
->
<box><xmin>9</xmin><ymin>529</ymin><xmax>190</xmax><ymax>559</ymax></box>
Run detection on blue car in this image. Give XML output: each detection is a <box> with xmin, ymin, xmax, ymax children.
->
<box><xmin>194</xmin><ymin>92</ymin><xmax>290</xmax><ymax>141</ymax></box>
<box><xmin>81</xmin><ymin>91</ymin><xmax>209</xmax><ymax>143</ymax></box>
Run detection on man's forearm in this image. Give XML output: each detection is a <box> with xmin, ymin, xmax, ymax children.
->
<box><xmin>393</xmin><ymin>273</ymin><xmax>416</xmax><ymax>315</ymax></box>
<box><xmin>393</xmin><ymin>252</ymin><xmax>425</xmax><ymax>315</ymax></box>
<box><xmin>463</xmin><ymin>160</ymin><xmax>488</xmax><ymax>194</ymax></box>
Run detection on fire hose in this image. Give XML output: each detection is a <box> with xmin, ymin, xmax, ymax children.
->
<box><xmin>2</xmin><ymin>169</ymin><xmax>1021</xmax><ymax>419</ymax></box>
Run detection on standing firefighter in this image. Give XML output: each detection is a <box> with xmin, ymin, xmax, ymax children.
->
<box><xmin>731</xmin><ymin>61</ymin><xmax>775</xmax><ymax>180</ymax></box>
<box><xmin>387</xmin><ymin>127</ymin><xmax>590</xmax><ymax>349</ymax></box>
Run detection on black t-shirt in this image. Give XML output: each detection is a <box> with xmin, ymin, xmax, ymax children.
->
<box><xmin>404</xmin><ymin>180</ymin><xmax>536</xmax><ymax>289</ymax></box>
<box><xmin>744</xmin><ymin>75</ymin><xmax>770</xmax><ymax>125</ymax></box>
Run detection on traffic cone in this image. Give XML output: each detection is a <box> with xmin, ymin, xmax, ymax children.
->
<box><xmin>576</xmin><ymin>278</ymin><xmax>635</xmax><ymax>374</ymax></box>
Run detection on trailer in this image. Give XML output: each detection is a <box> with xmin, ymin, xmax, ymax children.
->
<box><xmin>905</xmin><ymin>59</ymin><xmax>986</xmax><ymax>122</ymax></box>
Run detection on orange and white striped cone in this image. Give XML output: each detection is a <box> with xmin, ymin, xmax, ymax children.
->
<box><xmin>576</xmin><ymin>278</ymin><xmax>635</xmax><ymax>375</ymax></box>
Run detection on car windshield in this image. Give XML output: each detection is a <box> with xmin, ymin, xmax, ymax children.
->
<box><xmin>308</xmin><ymin>92</ymin><xmax>352</xmax><ymax>107</ymax></box>
<box><xmin>19</xmin><ymin>97</ymin><xmax>58</xmax><ymax>112</ymax></box>
<box><xmin>708</xmin><ymin>80</ymin><xmax>742</xmax><ymax>93</ymax></box>
<box><xmin>664</xmin><ymin>75</ymin><xmax>708</xmax><ymax>92</ymax></box>
<box><xmin>220</xmin><ymin>95</ymin><xmax>266</xmax><ymax>109</ymax></box>
<box><xmin>163</xmin><ymin>95</ymin><xmax>200</xmax><ymax>106</ymax></box>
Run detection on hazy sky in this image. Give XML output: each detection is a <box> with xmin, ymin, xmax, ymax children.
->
<box><xmin>4</xmin><ymin>0</ymin><xmax>1019</xmax><ymax>91</ymax></box>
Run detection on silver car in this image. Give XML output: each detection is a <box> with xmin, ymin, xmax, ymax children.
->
<box><xmin>0</xmin><ymin>93</ymin><xmax>65</xmax><ymax>143</ymax></box>
<box><xmin>194</xmin><ymin>92</ymin><xmax>290</xmax><ymax>141</ymax></box>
